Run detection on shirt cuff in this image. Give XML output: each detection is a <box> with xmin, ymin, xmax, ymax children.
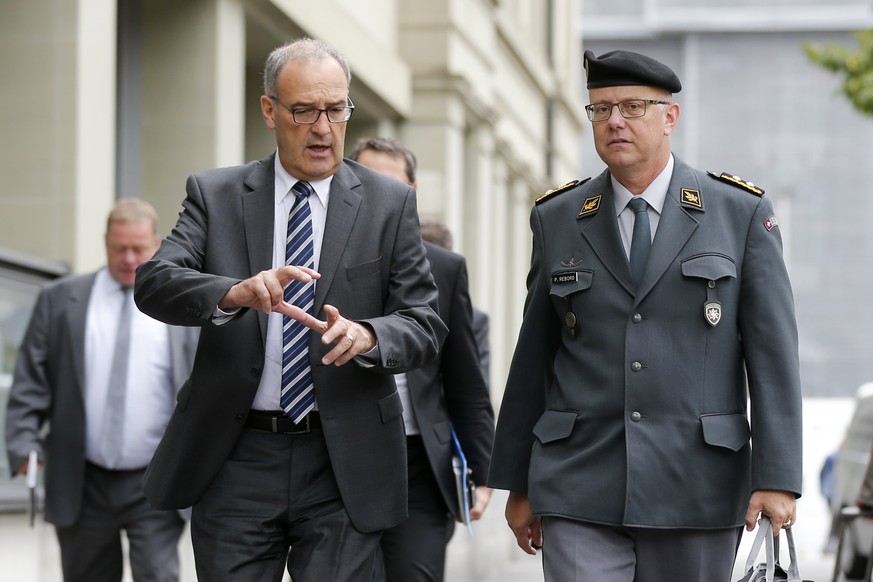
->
<box><xmin>211</xmin><ymin>306</ymin><xmax>241</xmax><ymax>325</ymax></box>
<box><xmin>353</xmin><ymin>343</ymin><xmax>380</xmax><ymax>367</ymax></box>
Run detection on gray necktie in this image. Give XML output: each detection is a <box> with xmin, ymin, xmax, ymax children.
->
<box><xmin>628</xmin><ymin>197</ymin><xmax>651</xmax><ymax>286</ymax></box>
<box><xmin>100</xmin><ymin>286</ymin><xmax>133</xmax><ymax>468</ymax></box>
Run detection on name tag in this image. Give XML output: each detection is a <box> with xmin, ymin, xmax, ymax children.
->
<box><xmin>551</xmin><ymin>271</ymin><xmax>579</xmax><ymax>284</ymax></box>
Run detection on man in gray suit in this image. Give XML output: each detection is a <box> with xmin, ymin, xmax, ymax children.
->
<box><xmin>5</xmin><ymin>198</ymin><xmax>198</xmax><ymax>582</ymax></box>
<box><xmin>488</xmin><ymin>50</ymin><xmax>802</xmax><ymax>581</ymax></box>
<box><xmin>134</xmin><ymin>39</ymin><xmax>445</xmax><ymax>581</ymax></box>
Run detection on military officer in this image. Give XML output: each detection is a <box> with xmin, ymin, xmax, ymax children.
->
<box><xmin>487</xmin><ymin>49</ymin><xmax>802</xmax><ymax>581</ymax></box>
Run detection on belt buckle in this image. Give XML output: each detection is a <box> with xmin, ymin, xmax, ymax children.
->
<box><xmin>272</xmin><ymin>414</ymin><xmax>310</xmax><ymax>435</ymax></box>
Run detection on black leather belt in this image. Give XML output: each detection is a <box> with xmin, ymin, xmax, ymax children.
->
<box><xmin>245</xmin><ymin>410</ymin><xmax>320</xmax><ymax>434</ymax></box>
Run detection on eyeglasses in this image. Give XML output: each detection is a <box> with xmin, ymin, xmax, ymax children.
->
<box><xmin>584</xmin><ymin>99</ymin><xmax>669</xmax><ymax>123</ymax></box>
<box><xmin>269</xmin><ymin>96</ymin><xmax>355</xmax><ymax>124</ymax></box>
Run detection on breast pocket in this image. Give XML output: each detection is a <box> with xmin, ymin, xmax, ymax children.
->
<box><xmin>681</xmin><ymin>254</ymin><xmax>737</xmax><ymax>327</ymax></box>
<box><xmin>680</xmin><ymin>254</ymin><xmax>736</xmax><ymax>281</ymax></box>
<box><xmin>344</xmin><ymin>256</ymin><xmax>383</xmax><ymax>310</ymax></box>
<box><xmin>549</xmin><ymin>270</ymin><xmax>594</xmax><ymax>299</ymax></box>
<box><xmin>549</xmin><ymin>270</ymin><xmax>593</xmax><ymax>338</ymax></box>
<box><xmin>346</xmin><ymin>256</ymin><xmax>382</xmax><ymax>280</ymax></box>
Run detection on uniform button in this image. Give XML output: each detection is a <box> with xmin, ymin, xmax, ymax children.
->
<box><xmin>250</xmin><ymin>367</ymin><xmax>261</xmax><ymax>377</ymax></box>
<box><xmin>631</xmin><ymin>361</ymin><xmax>642</xmax><ymax>372</ymax></box>
<box><xmin>631</xmin><ymin>411</ymin><xmax>642</xmax><ymax>422</ymax></box>
<box><xmin>632</xmin><ymin>313</ymin><xmax>642</xmax><ymax>323</ymax></box>
<box><xmin>708</xmin><ymin>280</ymin><xmax>716</xmax><ymax>288</ymax></box>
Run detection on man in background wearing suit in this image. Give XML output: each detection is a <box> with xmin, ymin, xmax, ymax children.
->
<box><xmin>488</xmin><ymin>50</ymin><xmax>802</xmax><ymax>581</ymax></box>
<box><xmin>134</xmin><ymin>39</ymin><xmax>445</xmax><ymax>582</ymax></box>
<box><xmin>5</xmin><ymin>198</ymin><xmax>198</xmax><ymax>582</ymax></box>
<box><xmin>419</xmin><ymin>217</ymin><xmax>491</xmax><ymax>387</ymax></box>
<box><xmin>350</xmin><ymin>137</ymin><xmax>495</xmax><ymax>582</ymax></box>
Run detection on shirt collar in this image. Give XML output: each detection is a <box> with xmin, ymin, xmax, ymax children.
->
<box><xmin>612</xmin><ymin>154</ymin><xmax>674</xmax><ymax>217</ymax></box>
<box><xmin>273</xmin><ymin>152</ymin><xmax>332</xmax><ymax>209</ymax></box>
<box><xmin>95</xmin><ymin>267</ymin><xmax>129</xmax><ymax>295</ymax></box>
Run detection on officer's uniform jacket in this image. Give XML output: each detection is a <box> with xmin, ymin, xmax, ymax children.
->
<box><xmin>488</xmin><ymin>156</ymin><xmax>802</xmax><ymax>528</ymax></box>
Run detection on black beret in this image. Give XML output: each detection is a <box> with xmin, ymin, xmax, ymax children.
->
<box><xmin>584</xmin><ymin>49</ymin><xmax>682</xmax><ymax>93</ymax></box>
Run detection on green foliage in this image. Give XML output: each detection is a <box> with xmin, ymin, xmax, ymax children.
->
<box><xmin>805</xmin><ymin>29</ymin><xmax>873</xmax><ymax>116</ymax></box>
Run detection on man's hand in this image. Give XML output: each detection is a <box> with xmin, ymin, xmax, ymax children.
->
<box><xmin>219</xmin><ymin>266</ymin><xmax>320</xmax><ymax>313</ymax></box>
<box><xmin>470</xmin><ymin>486</ymin><xmax>493</xmax><ymax>521</ymax></box>
<box><xmin>506</xmin><ymin>491</ymin><xmax>542</xmax><ymax>555</ymax></box>
<box><xmin>281</xmin><ymin>304</ymin><xmax>376</xmax><ymax>366</ymax></box>
<box><xmin>745</xmin><ymin>489</ymin><xmax>797</xmax><ymax>536</ymax></box>
<box><xmin>219</xmin><ymin>267</ymin><xmax>375</xmax><ymax>365</ymax></box>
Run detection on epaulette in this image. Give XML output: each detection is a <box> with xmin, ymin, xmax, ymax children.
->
<box><xmin>535</xmin><ymin>177</ymin><xmax>591</xmax><ymax>205</ymax></box>
<box><xmin>707</xmin><ymin>171</ymin><xmax>765</xmax><ymax>196</ymax></box>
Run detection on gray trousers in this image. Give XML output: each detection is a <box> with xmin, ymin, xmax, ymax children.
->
<box><xmin>55</xmin><ymin>464</ymin><xmax>185</xmax><ymax>582</ymax></box>
<box><xmin>190</xmin><ymin>425</ymin><xmax>382</xmax><ymax>582</ymax></box>
<box><xmin>541</xmin><ymin>516</ymin><xmax>742</xmax><ymax>582</ymax></box>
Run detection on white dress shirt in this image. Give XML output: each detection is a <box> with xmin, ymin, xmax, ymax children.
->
<box><xmin>85</xmin><ymin>268</ymin><xmax>174</xmax><ymax>469</ymax></box>
<box><xmin>250</xmin><ymin>154</ymin><xmax>331</xmax><ymax>411</ymax></box>
<box><xmin>395</xmin><ymin>373</ymin><xmax>420</xmax><ymax>435</ymax></box>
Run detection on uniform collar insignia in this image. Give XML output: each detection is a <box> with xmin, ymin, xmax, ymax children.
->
<box><xmin>577</xmin><ymin>194</ymin><xmax>602</xmax><ymax>218</ymax></box>
<box><xmin>680</xmin><ymin>188</ymin><xmax>704</xmax><ymax>210</ymax></box>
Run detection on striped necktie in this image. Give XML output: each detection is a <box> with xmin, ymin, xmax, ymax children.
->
<box><xmin>280</xmin><ymin>180</ymin><xmax>316</xmax><ymax>423</ymax></box>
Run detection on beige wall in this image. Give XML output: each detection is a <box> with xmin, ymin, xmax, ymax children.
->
<box><xmin>0</xmin><ymin>0</ymin><xmax>116</xmax><ymax>272</ymax></box>
<box><xmin>137</xmin><ymin>0</ymin><xmax>247</xmax><ymax>235</ymax></box>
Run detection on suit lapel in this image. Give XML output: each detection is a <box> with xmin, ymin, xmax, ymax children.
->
<box><xmin>578</xmin><ymin>173</ymin><xmax>636</xmax><ymax>295</ymax></box>
<box><xmin>314</xmin><ymin>163</ymin><xmax>362</xmax><ymax>313</ymax></box>
<box><xmin>66</xmin><ymin>274</ymin><xmax>97</xmax><ymax>395</ymax></box>
<box><xmin>635</xmin><ymin>159</ymin><xmax>701</xmax><ymax>301</ymax></box>
<box><xmin>241</xmin><ymin>155</ymin><xmax>276</xmax><ymax>339</ymax></box>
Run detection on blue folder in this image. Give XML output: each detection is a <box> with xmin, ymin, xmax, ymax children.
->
<box><xmin>450</xmin><ymin>426</ymin><xmax>475</xmax><ymax>536</ymax></box>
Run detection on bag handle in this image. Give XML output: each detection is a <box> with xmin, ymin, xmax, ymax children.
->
<box><xmin>764</xmin><ymin>519</ymin><xmax>776</xmax><ymax>582</ymax></box>
<box><xmin>783</xmin><ymin>526</ymin><xmax>802</xmax><ymax>582</ymax></box>
<box><xmin>742</xmin><ymin>516</ymin><xmax>803</xmax><ymax>582</ymax></box>
<box><xmin>743</xmin><ymin>516</ymin><xmax>770</xmax><ymax>573</ymax></box>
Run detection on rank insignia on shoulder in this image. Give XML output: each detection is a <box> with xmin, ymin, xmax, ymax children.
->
<box><xmin>577</xmin><ymin>194</ymin><xmax>602</xmax><ymax>218</ymax></box>
<box><xmin>680</xmin><ymin>188</ymin><xmax>703</xmax><ymax>210</ymax></box>
<box><xmin>535</xmin><ymin>177</ymin><xmax>591</xmax><ymax>205</ymax></box>
<box><xmin>707</xmin><ymin>171</ymin><xmax>765</xmax><ymax>196</ymax></box>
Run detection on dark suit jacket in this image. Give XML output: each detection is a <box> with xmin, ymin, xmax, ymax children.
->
<box><xmin>4</xmin><ymin>271</ymin><xmax>198</xmax><ymax>527</ymax></box>
<box><xmin>488</xmin><ymin>157</ymin><xmax>802</xmax><ymax>528</ymax></box>
<box><xmin>134</xmin><ymin>156</ymin><xmax>446</xmax><ymax>533</ymax></box>
<box><xmin>471</xmin><ymin>306</ymin><xmax>489</xmax><ymax>388</ymax></box>
<box><xmin>406</xmin><ymin>242</ymin><xmax>494</xmax><ymax>519</ymax></box>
